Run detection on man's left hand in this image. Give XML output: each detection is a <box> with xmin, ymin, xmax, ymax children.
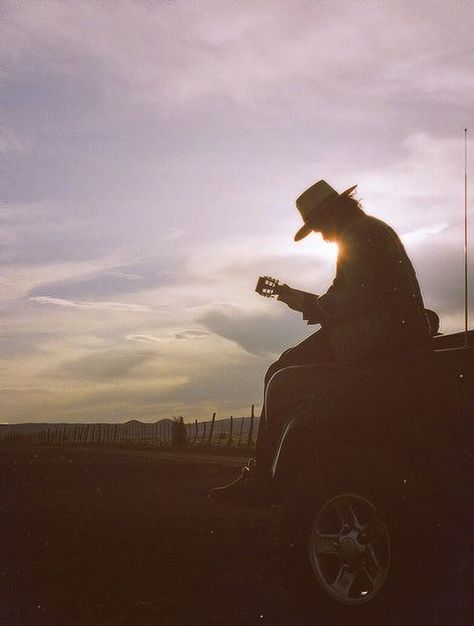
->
<box><xmin>277</xmin><ymin>285</ymin><xmax>307</xmax><ymax>312</ymax></box>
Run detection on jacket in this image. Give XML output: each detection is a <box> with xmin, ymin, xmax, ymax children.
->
<box><xmin>303</xmin><ymin>213</ymin><xmax>431</xmax><ymax>360</ymax></box>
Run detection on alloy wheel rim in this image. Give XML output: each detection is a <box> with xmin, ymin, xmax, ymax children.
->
<box><xmin>308</xmin><ymin>493</ymin><xmax>391</xmax><ymax>605</ymax></box>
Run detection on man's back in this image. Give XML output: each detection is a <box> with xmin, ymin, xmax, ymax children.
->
<box><xmin>319</xmin><ymin>213</ymin><xmax>430</xmax><ymax>359</ymax></box>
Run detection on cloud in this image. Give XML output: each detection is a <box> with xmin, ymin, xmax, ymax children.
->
<box><xmin>124</xmin><ymin>334</ymin><xmax>164</xmax><ymax>344</ymax></box>
<box><xmin>27</xmin><ymin>257</ymin><xmax>182</xmax><ymax>300</ymax></box>
<box><xmin>173</xmin><ymin>329</ymin><xmax>211</xmax><ymax>340</ymax></box>
<box><xmin>4</xmin><ymin>1</ymin><xmax>473</xmax><ymax>116</ymax></box>
<box><xmin>1</xmin><ymin>331</ymin><xmax>56</xmax><ymax>359</ymax></box>
<box><xmin>199</xmin><ymin>303</ymin><xmax>312</xmax><ymax>356</ymax></box>
<box><xmin>29</xmin><ymin>296</ymin><xmax>152</xmax><ymax>312</ymax></box>
<box><xmin>59</xmin><ymin>348</ymin><xmax>159</xmax><ymax>382</ymax></box>
<box><xmin>121</xmin><ymin>330</ymin><xmax>212</xmax><ymax>344</ymax></box>
<box><xmin>45</xmin><ymin>348</ymin><xmax>264</xmax><ymax>422</ymax></box>
<box><xmin>1</xmin><ymin>201</ymin><xmax>118</xmax><ymax>267</ymax></box>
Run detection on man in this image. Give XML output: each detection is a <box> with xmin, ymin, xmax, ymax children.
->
<box><xmin>210</xmin><ymin>179</ymin><xmax>432</xmax><ymax>502</ymax></box>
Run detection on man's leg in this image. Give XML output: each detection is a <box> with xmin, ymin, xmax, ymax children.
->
<box><xmin>209</xmin><ymin>330</ymin><xmax>331</xmax><ymax>504</ymax></box>
<box><xmin>255</xmin><ymin>329</ymin><xmax>332</xmax><ymax>476</ymax></box>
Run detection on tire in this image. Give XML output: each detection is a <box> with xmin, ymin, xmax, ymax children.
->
<box><xmin>281</xmin><ymin>455</ymin><xmax>414</xmax><ymax>622</ymax></box>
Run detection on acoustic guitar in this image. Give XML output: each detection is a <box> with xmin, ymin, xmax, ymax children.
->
<box><xmin>256</xmin><ymin>276</ymin><xmax>440</xmax><ymax>336</ymax></box>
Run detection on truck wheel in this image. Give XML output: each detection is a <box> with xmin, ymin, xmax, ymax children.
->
<box><xmin>283</xmin><ymin>460</ymin><xmax>407</xmax><ymax>617</ymax></box>
<box><xmin>307</xmin><ymin>491</ymin><xmax>391</xmax><ymax>605</ymax></box>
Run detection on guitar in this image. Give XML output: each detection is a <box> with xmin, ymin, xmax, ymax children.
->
<box><xmin>256</xmin><ymin>276</ymin><xmax>439</xmax><ymax>336</ymax></box>
<box><xmin>255</xmin><ymin>276</ymin><xmax>313</xmax><ymax>300</ymax></box>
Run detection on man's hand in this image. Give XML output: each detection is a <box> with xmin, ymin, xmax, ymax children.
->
<box><xmin>277</xmin><ymin>284</ymin><xmax>308</xmax><ymax>312</ymax></box>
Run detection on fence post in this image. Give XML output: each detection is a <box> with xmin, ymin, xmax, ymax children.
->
<box><xmin>201</xmin><ymin>421</ymin><xmax>207</xmax><ymax>445</ymax></box>
<box><xmin>247</xmin><ymin>404</ymin><xmax>255</xmax><ymax>447</ymax></box>
<box><xmin>238</xmin><ymin>416</ymin><xmax>244</xmax><ymax>446</ymax></box>
<box><xmin>220</xmin><ymin>419</ymin><xmax>225</xmax><ymax>446</ymax></box>
<box><xmin>227</xmin><ymin>415</ymin><xmax>233</xmax><ymax>450</ymax></box>
<box><xmin>208</xmin><ymin>412</ymin><xmax>216</xmax><ymax>446</ymax></box>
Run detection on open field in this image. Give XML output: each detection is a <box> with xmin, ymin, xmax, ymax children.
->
<box><xmin>1</xmin><ymin>445</ymin><xmax>288</xmax><ymax>626</ymax></box>
<box><xmin>1</xmin><ymin>445</ymin><xmax>469</xmax><ymax>626</ymax></box>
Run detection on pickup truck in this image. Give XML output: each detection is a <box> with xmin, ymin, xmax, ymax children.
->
<box><xmin>265</xmin><ymin>329</ymin><xmax>473</xmax><ymax>613</ymax></box>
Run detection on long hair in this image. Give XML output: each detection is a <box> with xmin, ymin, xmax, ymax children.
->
<box><xmin>336</xmin><ymin>192</ymin><xmax>364</xmax><ymax>221</ymax></box>
<box><xmin>318</xmin><ymin>191</ymin><xmax>364</xmax><ymax>231</ymax></box>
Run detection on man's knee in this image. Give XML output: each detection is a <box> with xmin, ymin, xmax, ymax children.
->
<box><xmin>264</xmin><ymin>347</ymin><xmax>297</xmax><ymax>386</ymax></box>
<box><xmin>264</xmin><ymin>361</ymin><xmax>280</xmax><ymax>387</ymax></box>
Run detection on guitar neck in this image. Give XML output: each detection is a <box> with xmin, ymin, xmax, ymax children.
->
<box><xmin>255</xmin><ymin>275</ymin><xmax>315</xmax><ymax>299</ymax></box>
<box><xmin>284</xmin><ymin>286</ymin><xmax>313</xmax><ymax>298</ymax></box>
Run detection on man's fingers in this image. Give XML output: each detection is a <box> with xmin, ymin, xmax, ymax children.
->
<box><xmin>277</xmin><ymin>284</ymin><xmax>290</xmax><ymax>302</ymax></box>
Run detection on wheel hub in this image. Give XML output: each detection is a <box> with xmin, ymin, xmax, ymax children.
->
<box><xmin>338</xmin><ymin>532</ymin><xmax>365</xmax><ymax>565</ymax></box>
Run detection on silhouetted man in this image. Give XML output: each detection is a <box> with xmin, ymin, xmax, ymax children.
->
<box><xmin>210</xmin><ymin>179</ymin><xmax>433</xmax><ymax>502</ymax></box>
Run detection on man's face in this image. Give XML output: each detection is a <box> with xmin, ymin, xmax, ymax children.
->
<box><xmin>311</xmin><ymin>200</ymin><xmax>340</xmax><ymax>242</ymax></box>
<box><xmin>316</xmin><ymin>224</ymin><xmax>338</xmax><ymax>242</ymax></box>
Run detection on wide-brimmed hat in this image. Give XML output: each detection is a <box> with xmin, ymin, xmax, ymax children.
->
<box><xmin>294</xmin><ymin>180</ymin><xmax>357</xmax><ymax>241</ymax></box>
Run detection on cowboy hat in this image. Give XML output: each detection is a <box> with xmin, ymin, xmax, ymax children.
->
<box><xmin>294</xmin><ymin>180</ymin><xmax>358</xmax><ymax>241</ymax></box>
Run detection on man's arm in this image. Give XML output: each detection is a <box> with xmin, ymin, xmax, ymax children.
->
<box><xmin>317</xmin><ymin>225</ymin><xmax>387</xmax><ymax>321</ymax></box>
<box><xmin>277</xmin><ymin>284</ymin><xmax>323</xmax><ymax>323</ymax></box>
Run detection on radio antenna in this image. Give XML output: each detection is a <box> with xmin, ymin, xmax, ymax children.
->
<box><xmin>464</xmin><ymin>128</ymin><xmax>469</xmax><ymax>348</ymax></box>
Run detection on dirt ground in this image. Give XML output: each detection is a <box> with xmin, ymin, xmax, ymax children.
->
<box><xmin>1</xmin><ymin>446</ymin><xmax>469</xmax><ymax>626</ymax></box>
<box><xmin>2</xmin><ymin>445</ymin><xmax>292</xmax><ymax>626</ymax></box>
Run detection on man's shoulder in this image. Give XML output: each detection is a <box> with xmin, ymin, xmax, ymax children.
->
<box><xmin>343</xmin><ymin>214</ymin><xmax>397</xmax><ymax>240</ymax></box>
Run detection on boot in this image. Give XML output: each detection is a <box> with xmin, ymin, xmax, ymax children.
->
<box><xmin>208</xmin><ymin>459</ymin><xmax>268</xmax><ymax>506</ymax></box>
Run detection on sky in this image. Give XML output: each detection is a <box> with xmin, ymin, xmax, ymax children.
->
<box><xmin>2</xmin><ymin>0</ymin><xmax>473</xmax><ymax>423</ymax></box>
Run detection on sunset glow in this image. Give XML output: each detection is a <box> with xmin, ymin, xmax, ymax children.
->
<box><xmin>2</xmin><ymin>1</ymin><xmax>473</xmax><ymax>423</ymax></box>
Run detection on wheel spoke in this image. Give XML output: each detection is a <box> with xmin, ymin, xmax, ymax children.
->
<box><xmin>330</xmin><ymin>566</ymin><xmax>355</xmax><ymax>600</ymax></box>
<box><xmin>333</xmin><ymin>497</ymin><xmax>359</xmax><ymax>528</ymax></box>
<box><xmin>364</xmin><ymin>513</ymin><xmax>386</xmax><ymax>541</ymax></box>
<box><xmin>361</xmin><ymin>565</ymin><xmax>376</xmax><ymax>588</ymax></box>
<box><xmin>363</xmin><ymin>546</ymin><xmax>385</xmax><ymax>586</ymax></box>
<box><xmin>312</xmin><ymin>531</ymin><xmax>339</xmax><ymax>555</ymax></box>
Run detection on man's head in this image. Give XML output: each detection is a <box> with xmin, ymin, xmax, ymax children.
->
<box><xmin>294</xmin><ymin>180</ymin><xmax>361</xmax><ymax>242</ymax></box>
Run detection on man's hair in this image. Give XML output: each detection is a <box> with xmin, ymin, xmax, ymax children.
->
<box><xmin>336</xmin><ymin>192</ymin><xmax>364</xmax><ymax>218</ymax></box>
<box><xmin>318</xmin><ymin>192</ymin><xmax>364</xmax><ymax>230</ymax></box>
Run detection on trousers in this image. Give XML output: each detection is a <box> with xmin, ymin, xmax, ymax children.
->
<box><xmin>255</xmin><ymin>329</ymin><xmax>332</xmax><ymax>474</ymax></box>
<box><xmin>254</xmin><ymin>324</ymin><xmax>432</xmax><ymax>476</ymax></box>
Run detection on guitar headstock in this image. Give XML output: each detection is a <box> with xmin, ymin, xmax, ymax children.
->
<box><xmin>255</xmin><ymin>275</ymin><xmax>280</xmax><ymax>298</ymax></box>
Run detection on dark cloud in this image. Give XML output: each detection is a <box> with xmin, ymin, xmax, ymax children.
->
<box><xmin>411</xmin><ymin>235</ymin><xmax>474</xmax><ymax>324</ymax></box>
<box><xmin>199</xmin><ymin>305</ymin><xmax>313</xmax><ymax>356</ymax></box>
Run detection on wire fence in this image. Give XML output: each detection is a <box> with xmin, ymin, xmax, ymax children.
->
<box><xmin>0</xmin><ymin>406</ymin><xmax>259</xmax><ymax>452</ymax></box>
